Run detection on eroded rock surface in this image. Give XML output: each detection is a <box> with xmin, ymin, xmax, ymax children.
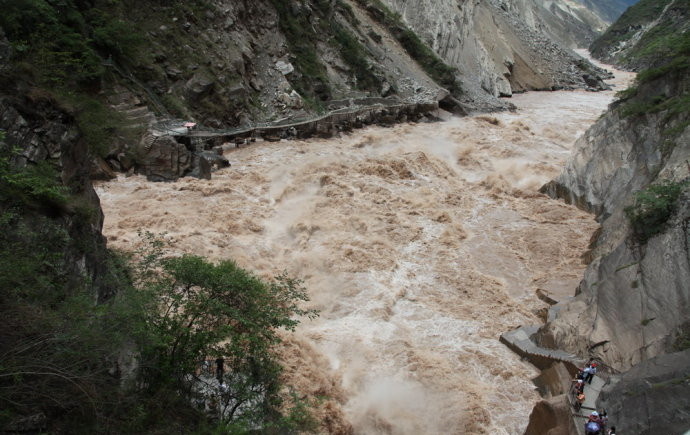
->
<box><xmin>597</xmin><ymin>350</ymin><xmax>690</xmax><ymax>434</ymax></box>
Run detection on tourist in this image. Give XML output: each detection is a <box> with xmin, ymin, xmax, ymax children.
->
<box><xmin>585</xmin><ymin>420</ymin><xmax>601</xmax><ymax>434</ymax></box>
<box><xmin>585</xmin><ymin>363</ymin><xmax>598</xmax><ymax>384</ymax></box>
<box><xmin>572</xmin><ymin>377</ymin><xmax>585</xmax><ymax>394</ymax></box>
<box><xmin>575</xmin><ymin>392</ymin><xmax>585</xmax><ymax>411</ymax></box>
<box><xmin>608</xmin><ymin>426</ymin><xmax>616</xmax><ymax>434</ymax></box>
<box><xmin>583</xmin><ymin>364</ymin><xmax>594</xmax><ymax>383</ymax></box>
<box><xmin>600</xmin><ymin>409</ymin><xmax>608</xmax><ymax>426</ymax></box>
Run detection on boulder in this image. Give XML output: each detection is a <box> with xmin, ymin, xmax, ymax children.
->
<box><xmin>523</xmin><ymin>394</ymin><xmax>578</xmax><ymax>435</ymax></box>
<box><xmin>597</xmin><ymin>350</ymin><xmax>690</xmax><ymax>434</ymax></box>
<box><xmin>189</xmin><ymin>153</ymin><xmax>212</xmax><ymax>180</ymax></box>
<box><xmin>184</xmin><ymin>72</ymin><xmax>214</xmax><ymax>102</ymax></box>
<box><xmin>91</xmin><ymin>156</ymin><xmax>116</xmax><ymax>180</ymax></box>
<box><xmin>136</xmin><ymin>135</ymin><xmax>191</xmax><ymax>181</ymax></box>
<box><xmin>275</xmin><ymin>60</ymin><xmax>295</xmax><ymax>75</ymax></box>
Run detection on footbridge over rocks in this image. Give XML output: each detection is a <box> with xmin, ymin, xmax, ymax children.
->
<box><xmin>154</xmin><ymin>99</ymin><xmax>441</xmax><ymax>147</ymax></box>
<box><xmin>126</xmin><ymin>99</ymin><xmax>443</xmax><ymax>181</ymax></box>
<box><xmin>501</xmin><ymin>326</ymin><xmax>615</xmax><ymax>435</ymax></box>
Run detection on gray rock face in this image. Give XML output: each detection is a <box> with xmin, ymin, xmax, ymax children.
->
<box><xmin>184</xmin><ymin>72</ymin><xmax>215</xmax><ymax>102</ymax></box>
<box><xmin>136</xmin><ymin>135</ymin><xmax>192</xmax><ymax>182</ymax></box>
<box><xmin>381</xmin><ymin>0</ymin><xmax>610</xmax><ymax>98</ymax></box>
<box><xmin>537</xmin><ymin>194</ymin><xmax>690</xmax><ymax>370</ymax></box>
<box><xmin>536</xmin><ymin>83</ymin><xmax>690</xmax><ymax>371</ymax></box>
<box><xmin>0</xmin><ymin>94</ymin><xmax>114</xmax><ymax>301</ymax></box>
<box><xmin>597</xmin><ymin>350</ymin><xmax>690</xmax><ymax>434</ymax></box>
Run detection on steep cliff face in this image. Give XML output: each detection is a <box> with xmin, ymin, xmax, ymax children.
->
<box><xmin>537</xmin><ymin>1</ymin><xmax>690</xmax><ymax>371</ymax></box>
<box><xmin>597</xmin><ymin>350</ymin><xmax>690</xmax><ymax>434</ymax></box>
<box><xmin>380</xmin><ymin>0</ymin><xmax>611</xmax><ymax>98</ymax></box>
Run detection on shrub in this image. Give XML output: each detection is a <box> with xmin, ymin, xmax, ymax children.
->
<box><xmin>131</xmin><ymin>232</ymin><xmax>318</xmax><ymax>428</ymax></box>
<box><xmin>0</xmin><ymin>134</ymin><xmax>68</xmax><ymax>210</ymax></box>
<box><xmin>624</xmin><ymin>180</ymin><xmax>688</xmax><ymax>242</ymax></box>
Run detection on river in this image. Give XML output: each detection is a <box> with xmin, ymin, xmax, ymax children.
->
<box><xmin>95</xmin><ymin>55</ymin><xmax>633</xmax><ymax>434</ymax></box>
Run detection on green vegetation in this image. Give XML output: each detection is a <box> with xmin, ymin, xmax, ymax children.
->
<box><xmin>0</xmin><ymin>0</ymin><xmax>149</xmax><ymax>155</ymax></box>
<box><xmin>333</xmin><ymin>25</ymin><xmax>382</xmax><ymax>91</ymax></box>
<box><xmin>624</xmin><ymin>180</ymin><xmax>688</xmax><ymax>243</ymax></box>
<box><xmin>0</xmin><ymin>133</ymin><xmax>319</xmax><ymax>432</ymax></box>
<box><xmin>613</xmin><ymin>23</ymin><xmax>690</xmax><ymax>137</ymax></box>
<box><xmin>0</xmin><ymin>139</ymin><xmax>68</xmax><ymax>211</ymax></box>
<box><xmin>268</xmin><ymin>0</ymin><xmax>333</xmax><ymax>101</ymax></box>
<box><xmin>673</xmin><ymin>323</ymin><xmax>690</xmax><ymax>351</ymax></box>
<box><xmin>269</xmin><ymin>0</ymin><xmax>384</xmax><ymax>99</ymax></box>
<box><xmin>130</xmin><ymin>232</ymin><xmax>319</xmax><ymax>431</ymax></box>
<box><xmin>354</xmin><ymin>0</ymin><xmax>461</xmax><ymax>94</ymax></box>
<box><xmin>590</xmin><ymin>0</ymin><xmax>674</xmax><ymax>57</ymax></box>
<box><xmin>0</xmin><ymin>0</ymin><xmax>144</xmax><ymax>86</ymax></box>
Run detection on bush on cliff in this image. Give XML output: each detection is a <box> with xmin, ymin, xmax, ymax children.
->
<box><xmin>624</xmin><ymin>180</ymin><xmax>687</xmax><ymax>243</ymax></box>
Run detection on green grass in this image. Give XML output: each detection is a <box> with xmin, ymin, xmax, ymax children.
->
<box><xmin>333</xmin><ymin>25</ymin><xmax>382</xmax><ymax>91</ymax></box>
<box><xmin>624</xmin><ymin>180</ymin><xmax>688</xmax><ymax>243</ymax></box>
<box><xmin>590</xmin><ymin>0</ymin><xmax>674</xmax><ymax>56</ymax></box>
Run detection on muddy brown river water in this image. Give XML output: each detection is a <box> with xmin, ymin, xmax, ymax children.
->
<box><xmin>96</xmin><ymin>56</ymin><xmax>633</xmax><ymax>434</ymax></box>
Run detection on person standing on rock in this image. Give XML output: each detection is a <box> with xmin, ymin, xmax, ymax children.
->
<box><xmin>583</xmin><ymin>364</ymin><xmax>594</xmax><ymax>383</ymax></box>
<box><xmin>585</xmin><ymin>363</ymin><xmax>597</xmax><ymax>384</ymax></box>
<box><xmin>575</xmin><ymin>392</ymin><xmax>585</xmax><ymax>411</ymax></box>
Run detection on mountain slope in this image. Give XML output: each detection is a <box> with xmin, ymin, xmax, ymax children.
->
<box><xmin>590</xmin><ymin>0</ymin><xmax>689</xmax><ymax>70</ymax></box>
<box><xmin>378</xmin><ymin>0</ymin><xmax>611</xmax><ymax>99</ymax></box>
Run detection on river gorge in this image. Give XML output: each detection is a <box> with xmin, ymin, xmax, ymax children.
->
<box><xmin>95</xmin><ymin>56</ymin><xmax>634</xmax><ymax>434</ymax></box>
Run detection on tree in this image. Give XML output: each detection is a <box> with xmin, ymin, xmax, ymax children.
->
<box><xmin>132</xmin><ymin>232</ymin><xmax>317</xmax><ymax>427</ymax></box>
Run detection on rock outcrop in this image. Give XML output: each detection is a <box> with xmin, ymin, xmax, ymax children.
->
<box><xmin>597</xmin><ymin>350</ymin><xmax>690</xmax><ymax>434</ymax></box>
<box><xmin>135</xmin><ymin>134</ymin><xmax>193</xmax><ymax>182</ymax></box>
<box><xmin>0</xmin><ymin>93</ymin><xmax>116</xmax><ymax>301</ymax></box>
<box><xmin>524</xmin><ymin>394</ymin><xmax>578</xmax><ymax>435</ymax></box>
<box><xmin>381</xmin><ymin>0</ymin><xmax>611</xmax><ymax>99</ymax></box>
<box><xmin>536</xmin><ymin>5</ymin><xmax>690</xmax><ymax>371</ymax></box>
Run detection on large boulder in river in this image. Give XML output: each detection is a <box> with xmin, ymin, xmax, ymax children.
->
<box><xmin>136</xmin><ymin>135</ymin><xmax>191</xmax><ymax>181</ymax></box>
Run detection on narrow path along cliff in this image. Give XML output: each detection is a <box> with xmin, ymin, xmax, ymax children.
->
<box><xmin>96</xmin><ymin>56</ymin><xmax>634</xmax><ymax>434</ymax></box>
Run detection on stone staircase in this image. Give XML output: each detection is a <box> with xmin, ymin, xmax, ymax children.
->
<box><xmin>501</xmin><ymin>326</ymin><xmax>613</xmax><ymax>434</ymax></box>
<box><xmin>500</xmin><ymin>325</ymin><xmax>586</xmax><ymax>371</ymax></box>
<box><xmin>571</xmin><ymin>376</ymin><xmax>607</xmax><ymax>434</ymax></box>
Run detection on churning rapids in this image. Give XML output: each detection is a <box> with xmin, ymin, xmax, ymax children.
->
<box><xmin>96</xmin><ymin>57</ymin><xmax>634</xmax><ymax>434</ymax></box>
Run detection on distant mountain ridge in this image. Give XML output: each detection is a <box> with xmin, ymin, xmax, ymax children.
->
<box><xmin>590</xmin><ymin>0</ymin><xmax>688</xmax><ymax>70</ymax></box>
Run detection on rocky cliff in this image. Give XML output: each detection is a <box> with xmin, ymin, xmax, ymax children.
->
<box><xmin>598</xmin><ymin>349</ymin><xmax>690</xmax><ymax>434</ymax></box>
<box><xmin>1</xmin><ymin>0</ymin><xmax>617</xmax><ymax>182</ymax></box>
<box><xmin>537</xmin><ymin>0</ymin><xmax>690</xmax><ymax>371</ymax></box>
<box><xmin>380</xmin><ymin>0</ymin><xmax>613</xmax><ymax>98</ymax></box>
<box><xmin>520</xmin><ymin>5</ymin><xmax>688</xmax><ymax>431</ymax></box>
